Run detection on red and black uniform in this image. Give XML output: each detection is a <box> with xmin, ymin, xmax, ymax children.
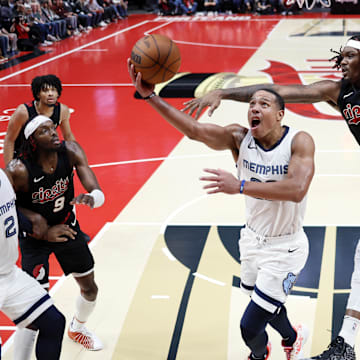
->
<box><xmin>337</xmin><ymin>79</ymin><xmax>360</xmax><ymax>145</ymax></box>
<box><xmin>15</xmin><ymin>101</ymin><xmax>61</xmax><ymax>157</ymax></box>
<box><xmin>16</xmin><ymin>142</ymin><xmax>94</xmax><ymax>287</ymax></box>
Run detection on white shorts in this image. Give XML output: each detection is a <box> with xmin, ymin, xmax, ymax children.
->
<box><xmin>239</xmin><ymin>226</ymin><xmax>309</xmax><ymax>313</ymax></box>
<box><xmin>0</xmin><ymin>265</ymin><xmax>53</xmax><ymax>328</ymax></box>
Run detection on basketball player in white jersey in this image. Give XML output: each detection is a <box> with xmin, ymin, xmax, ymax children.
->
<box><xmin>0</xmin><ymin>167</ymin><xmax>65</xmax><ymax>359</ymax></box>
<box><xmin>128</xmin><ymin>59</ymin><xmax>315</xmax><ymax>360</ymax></box>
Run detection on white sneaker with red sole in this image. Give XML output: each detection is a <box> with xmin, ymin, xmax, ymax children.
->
<box><xmin>282</xmin><ymin>324</ymin><xmax>309</xmax><ymax>360</ymax></box>
<box><xmin>68</xmin><ymin>324</ymin><xmax>103</xmax><ymax>351</ymax></box>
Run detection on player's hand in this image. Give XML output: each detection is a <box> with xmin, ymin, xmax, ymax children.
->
<box><xmin>46</xmin><ymin>224</ymin><xmax>77</xmax><ymax>242</ymax></box>
<box><xmin>127</xmin><ymin>58</ymin><xmax>155</xmax><ymax>98</ymax></box>
<box><xmin>70</xmin><ymin>194</ymin><xmax>95</xmax><ymax>208</ymax></box>
<box><xmin>30</xmin><ymin>213</ymin><xmax>48</xmax><ymax>239</ymax></box>
<box><xmin>182</xmin><ymin>90</ymin><xmax>223</xmax><ymax>120</ymax></box>
<box><xmin>200</xmin><ymin>168</ymin><xmax>240</xmax><ymax>195</ymax></box>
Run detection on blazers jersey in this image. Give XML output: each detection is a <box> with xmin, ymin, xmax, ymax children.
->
<box><xmin>237</xmin><ymin>126</ymin><xmax>307</xmax><ymax>237</ymax></box>
<box><xmin>337</xmin><ymin>79</ymin><xmax>360</xmax><ymax>145</ymax></box>
<box><xmin>0</xmin><ymin>169</ymin><xmax>19</xmax><ymax>274</ymax></box>
<box><xmin>17</xmin><ymin>142</ymin><xmax>75</xmax><ymax>227</ymax></box>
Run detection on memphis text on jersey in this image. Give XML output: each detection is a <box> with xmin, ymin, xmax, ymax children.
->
<box><xmin>0</xmin><ymin>198</ymin><xmax>16</xmax><ymax>216</ymax></box>
<box><xmin>243</xmin><ymin>159</ymin><xmax>289</xmax><ymax>176</ymax></box>
<box><xmin>32</xmin><ymin>177</ymin><xmax>70</xmax><ymax>204</ymax></box>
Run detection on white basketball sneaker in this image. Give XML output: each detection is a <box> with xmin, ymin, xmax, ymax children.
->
<box><xmin>68</xmin><ymin>321</ymin><xmax>103</xmax><ymax>351</ymax></box>
<box><xmin>282</xmin><ymin>324</ymin><xmax>309</xmax><ymax>360</ymax></box>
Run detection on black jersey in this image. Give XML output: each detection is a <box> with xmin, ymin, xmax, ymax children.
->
<box><xmin>14</xmin><ymin>101</ymin><xmax>61</xmax><ymax>155</ymax></box>
<box><xmin>16</xmin><ymin>142</ymin><xmax>75</xmax><ymax>227</ymax></box>
<box><xmin>337</xmin><ymin>79</ymin><xmax>360</xmax><ymax>145</ymax></box>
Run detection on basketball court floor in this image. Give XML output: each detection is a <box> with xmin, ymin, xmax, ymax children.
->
<box><xmin>1</xmin><ymin>10</ymin><xmax>360</xmax><ymax>359</ymax></box>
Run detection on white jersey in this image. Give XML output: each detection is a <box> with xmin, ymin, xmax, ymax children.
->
<box><xmin>237</xmin><ymin>126</ymin><xmax>307</xmax><ymax>237</ymax></box>
<box><xmin>0</xmin><ymin>169</ymin><xmax>18</xmax><ymax>274</ymax></box>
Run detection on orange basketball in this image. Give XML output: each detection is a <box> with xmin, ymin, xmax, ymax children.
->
<box><xmin>130</xmin><ymin>34</ymin><xmax>181</xmax><ymax>85</ymax></box>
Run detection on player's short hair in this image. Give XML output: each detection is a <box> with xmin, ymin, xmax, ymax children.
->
<box><xmin>31</xmin><ymin>74</ymin><xmax>62</xmax><ymax>101</ymax></box>
<box><xmin>251</xmin><ymin>88</ymin><xmax>285</xmax><ymax>111</ymax></box>
<box><xmin>330</xmin><ymin>35</ymin><xmax>360</xmax><ymax>70</ymax></box>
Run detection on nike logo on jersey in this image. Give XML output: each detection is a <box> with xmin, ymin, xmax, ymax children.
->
<box><xmin>34</xmin><ymin>176</ymin><xmax>44</xmax><ymax>183</ymax></box>
<box><xmin>71</xmin><ymin>217</ymin><xmax>76</xmax><ymax>226</ymax></box>
<box><xmin>288</xmin><ymin>248</ymin><xmax>299</xmax><ymax>253</ymax></box>
<box><xmin>343</xmin><ymin>92</ymin><xmax>354</xmax><ymax>99</ymax></box>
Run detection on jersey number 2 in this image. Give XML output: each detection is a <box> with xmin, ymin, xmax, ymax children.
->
<box><xmin>5</xmin><ymin>216</ymin><xmax>16</xmax><ymax>238</ymax></box>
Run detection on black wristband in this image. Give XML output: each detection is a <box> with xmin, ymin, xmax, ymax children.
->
<box><xmin>143</xmin><ymin>92</ymin><xmax>157</xmax><ymax>100</ymax></box>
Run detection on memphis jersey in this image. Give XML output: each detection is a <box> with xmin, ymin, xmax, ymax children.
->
<box><xmin>237</xmin><ymin>126</ymin><xmax>306</xmax><ymax>237</ymax></box>
<box><xmin>17</xmin><ymin>142</ymin><xmax>75</xmax><ymax>227</ymax></box>
<box><xmin>337</xmin><ymin>79</ymin><xmax>360</xmax><ymax>145</ymax></box>
<box><xmin>0</xmin><ymin>169</ymin><xmax>19</xmax><ymax>274</ymax></box>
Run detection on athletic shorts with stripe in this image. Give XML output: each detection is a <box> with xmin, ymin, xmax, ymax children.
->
<box><xmin>239</xmin><ymin>226</ymin><xmax>309</xmax><ymax>314</ymax></box>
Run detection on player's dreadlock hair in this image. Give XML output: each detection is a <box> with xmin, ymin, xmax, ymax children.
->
<box><xmin>31</xmin><ymin>74</ymin><xmax>62</xmax><ymax>101</ymax></box>
<box><xmin>18</xmin><ymin>135</ymin><xmax>38</xmax><ymax>163</ymax></box>
<box><xmin>330</xmin><ymin>35</ymin><xmax>360</xmax><ymax>70</ymax></box>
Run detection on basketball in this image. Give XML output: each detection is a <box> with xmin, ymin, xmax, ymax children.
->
<box><xmin>130</xmin><ymin>34</ymin><xmax>181</xmax><ymax>85</ymax></box>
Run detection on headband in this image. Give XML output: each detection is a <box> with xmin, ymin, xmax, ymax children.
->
<box><xmin>24</xmin><ymin>115</ymin><xmax>52</xmax><ymax>139</ymax></box>
<box><xmin>346</xmin><ymin>39</ymin><xmax>360</xmax><ymax>51</ymax></box>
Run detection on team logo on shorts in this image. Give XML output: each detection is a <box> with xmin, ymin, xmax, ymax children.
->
<box><xmin>283</xmin><ymin>272</ymin><xmax>297</xmax><ymax>295</ymax></box>
<box><xmin>33</xmin><ymin>264</ymin><xmax>45</xmax><ymax>281</ymax></box>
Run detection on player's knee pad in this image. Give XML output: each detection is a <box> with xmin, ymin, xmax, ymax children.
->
<box><xmin>32</xmin><ymin>305</ymin><xmax>65</xmax><ymax>337</ymax></box>
<box><xmin>240</xmin><ymin>300</ymin><xmax>273</xmax><ymax>345</ymax></box>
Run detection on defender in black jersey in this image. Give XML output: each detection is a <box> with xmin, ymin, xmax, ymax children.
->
<box><xmin>182</xmin><ymin>35</ymin><xmax>360</xmax><ymax>360</ymax></box>
<box><xmin>4</xmin><ymin>74</ymin><xmax>75</xmax><ymax>165</ymax></box>
<box><xmin>8</xmin><ymin>115</ymin><xmax>105</xmax><ymax>352</ymax></box>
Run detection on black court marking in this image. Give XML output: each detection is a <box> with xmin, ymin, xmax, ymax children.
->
<box><xmin>0</xmin><ymin>49</ymin><xmax>48</xmax><ymax>71</ymax></box>
<box><xmin>165</xmin><ymin>225</ymin><xmax>210</xmax><ymax>360</ymax></box>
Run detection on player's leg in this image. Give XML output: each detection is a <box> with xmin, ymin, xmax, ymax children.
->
<box><xmin>239</xmin><ymin>228</ymin><xmax>271</xmax><ymax>359</ymax></box>
<box><xmin>1</xmin><ymin>266</ymin><xmax>64</xmax><ymax>360</ymax></box>
<box><xmin>55</xmin><ymin>229</ymin><xmax>102</xmax><ymax>350</ymax></box>
<box><xmin>14</xmin><ymin>237</ymin><xmax>51</xmax><ymax>360</ymax></box>
<box><xmin>254</xmin><ymin>230</ymin><xmax>309</xmax><ymax>359</ymax></box>
<box><xmin>304</xmin><ymin>241</ymin><xmax>360</xmax><ymax>360</ymax></box>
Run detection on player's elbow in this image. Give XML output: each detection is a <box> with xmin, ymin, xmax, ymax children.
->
<box><xmin>291</xmin><ymin>184</ymin><xmax>308</xmax><ymax>203</ymax></box>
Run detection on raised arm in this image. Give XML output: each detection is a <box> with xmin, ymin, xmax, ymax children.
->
<box><xmin>127</xmin><ymin>58</ymin><xmax>242</xmax><ymax>153</ymax></box>
<box><xmin>201</xmin><ymin>131</ymin><xmax>315</xmax><ymax>202</ymax></box>
<box><xmin>183</xmin><ymin>80</ymin><xmax>341</xmax><ymax>120</ymax></box>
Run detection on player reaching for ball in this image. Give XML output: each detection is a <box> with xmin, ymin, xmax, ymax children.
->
<box><xmin>128</xmin><ymin>58</ymin><xmax>315</xmax><ymax>360</ymax></box>
<box><xmin>183</xmin><ymin>35</ymin><xmax>360</xmax><ymax>360</ymax></box>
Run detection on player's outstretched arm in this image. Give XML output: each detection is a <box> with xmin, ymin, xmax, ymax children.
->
<box><xmin>182</xmin><ymin>80</ymin><xmax>340</xmax><ymax>120</ymax></box>
<box><xmin>127</xmin><ymin>58</ymin><xmax>242</xmax><ymax>152</ymax></box>
<box><xmin>66</xmin><ymin>141</ymin><xmax>105</xmax><ymax>209</ymax></box>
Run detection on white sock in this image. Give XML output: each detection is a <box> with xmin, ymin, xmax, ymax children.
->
<box><xmin>70</xmin><ymin>295</ymin><xmax>96</xmax><ymax>331</ymax></box>
<box><xmin>13</xmin><ymin>328</ymin><xmax>37</xmax><ymax>360</ymax></box>
<box><xmin>339</xmin><ymin>315</ymin><xmax>360</xmax><ymax>347</ymax></box>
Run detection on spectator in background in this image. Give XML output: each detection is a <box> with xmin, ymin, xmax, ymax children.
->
<box><xmin>0</xmin><ymin>0</ymin><xmax>14</xmax><ymax>31</ymax></box>
<box><xmin>203</xmin><ymin>0</ymin><xmax>218</xmax><ymax>14</ymax></box>
<box><xmin>73</xmin><ymin>0</ymin><xmax>93</xmax><ymax>30</ymax></box>
<box><xmin>113</xmin><ymin>0</ymin><xmax>128</xmax><ymax>17</ymax></box>
<box><xmin>52</xmin><ymin>0</ymin><xmax>79</xmax><ymax>36</ymax></box>
<box><xmin>158</xmin><ymin>0</ymin><xmax>175</xmax><ymax>14</ymax></box>
<box><xmin>175</xmin><ymin>0</ymin><xmax>197</xmax><ymax>15</ymax></box>
<box><xmin>41</xmin><ymin>0</ymin><xmax>67</xmax><ymax>39</ymax></box>
<box><xmin>255</xmin><ymin>0</ymin><xmax>274</xmax><ymax>14</ymax></box>
<box><xmin>10</xmin><ymin>15</ymin><xmax>41</xmax><ymax>51</ymax></box>
<box><xmin>0</xmin><ymin>19</ymin><xmax>18</xmax><ymax>55</ymax></box>
<box><xmin>0</xmin><ymin>34</ymin><xmax>9</xmax><ymax>61</ymax></box>
<box><xmin>87</xmin><ymin>0</ymin><xmax>107</xmax><ymax>26</ymax></box>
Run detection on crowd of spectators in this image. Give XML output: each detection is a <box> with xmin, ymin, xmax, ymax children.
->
<box><xmin>0</xmin><ymin>0</ymin><xmax>128</xmax><ymax>62</ymax></box>
<box><xmin>157</xmin><ymin>0</ymin><xmax>304</xmax><ymax>16</ymax></box>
